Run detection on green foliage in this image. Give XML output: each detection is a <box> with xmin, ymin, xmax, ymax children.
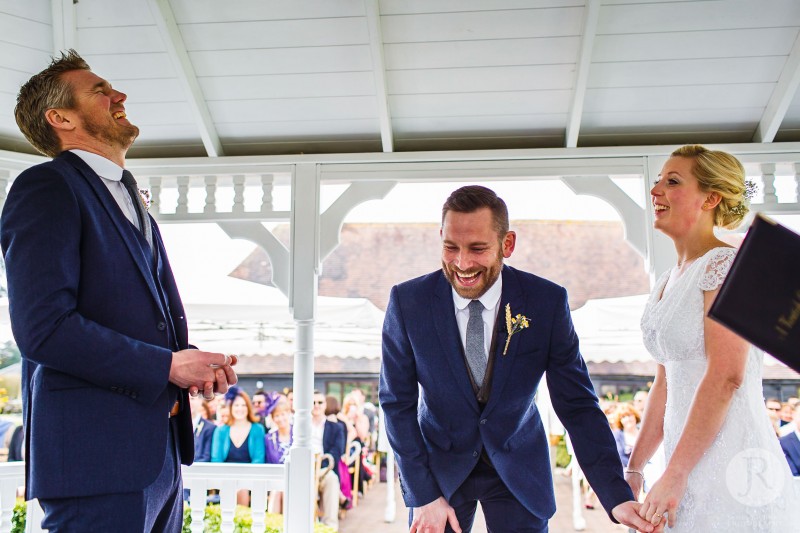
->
<box><xmin>0</xmin><ymin>340</ymin><xmax>20</xmax><ymax>370</ymax></box>
<box><xmin>182</xmin><ymin>504</ymin><xmax>337</xmax><ymax>533</ymax></box>
<box><xmin>554</xmin><ymin>436</ymin><xmax>571</xmax><ymax>469</ymax></box>
<box><xmin>16</xmin><ymin>498</ymin><xmax>337</xmax><ymax>532</ymax></box>
<box><xmin>12</xmin><ymin>500</ymin><xmax>25</xmax><ymax>533</ymax></box>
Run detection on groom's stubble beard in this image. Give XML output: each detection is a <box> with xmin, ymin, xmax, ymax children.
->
<box><xmin>442</xmin><ymin>247</ymin><xmax>504</xmax><ymax>300</ymax></box>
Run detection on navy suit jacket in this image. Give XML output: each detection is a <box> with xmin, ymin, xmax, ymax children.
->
<box><xmin>379</xmin><ymin>266</ymin><xmax>633</xmax><ymax>520</ymax></box>
<box><xmin>194</xmin><ymin>418</ymin><xmax>216</xmax><ymax>462</ymax></box>
<box><xmin>780</xmin><ymin>432</ymin><xmax>800</xmax><ymax>476</ymax></box>
<box><xmin>0</xmin><ymin>151</ymin><xmax>194</xmax><ymax>499</ymax></box>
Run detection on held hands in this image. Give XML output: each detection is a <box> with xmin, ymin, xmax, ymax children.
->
<box><xmin>409</xmin><ymin>496</ymin><xmax>461</xmax><ymax>533</ymax></box>
<box><xmin>169</xmin><ymin>349</ymin><xmax>238</xmax><ymax>400</ymax></box>
<box><xmin>637</xmin><ymin>471</ymin><xmax>686</xmax><ymax>531</ymax></box>
<box><xmin>611</xmin><ymin>501</ymin><xmax>658</xmax><ymax>533</ymax></box>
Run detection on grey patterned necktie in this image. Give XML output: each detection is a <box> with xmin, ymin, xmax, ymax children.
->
<box><xmin>466</xmin><ymin>300</ymin><xmax>486</xmax><ymax>386</ymax></box>
<box><xmin>120</xmin><ymin>169</ymin><xmax>153</xmax><ymax>251</ymax></box>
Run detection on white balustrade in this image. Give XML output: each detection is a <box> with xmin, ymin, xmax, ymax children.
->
<box><xmin>0</xmin><ymin>462</ymin><xmax>286</xmax><ymax>533</ymax></box>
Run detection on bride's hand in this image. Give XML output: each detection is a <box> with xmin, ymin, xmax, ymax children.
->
<box><xmin>638</xmin><ymin>470</ymin><xmax>687</xmax><ymax>530</ymax></box>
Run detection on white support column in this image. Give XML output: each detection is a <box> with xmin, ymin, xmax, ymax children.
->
<box><xmin>285</xmin><ymin>163</ymin><xmax>320</xmax><ymax>533</ymax></box>
<box><xmin>51</xmin><ymin>0</ymin><xmax>76</xmax><ymax>53</ymax></box>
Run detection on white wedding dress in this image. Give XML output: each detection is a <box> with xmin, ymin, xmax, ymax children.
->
<box><xmin>641</xmin><ymin>247</ymin><xmax>800</xmax><ymax>532</ymax></box>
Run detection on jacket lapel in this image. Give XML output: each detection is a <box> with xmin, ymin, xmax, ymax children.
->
<box><xmin>60</xmin><ymin>152</ymin><xmax>163</xmax><ymax>309</ymax></box>
<box><xmin>483</xmin><ymin>266</ymin><xmax>525</xmax><ymax>417</ymax></box>
<box><xmin>432</xmin><ymin>273</ymin><xmax>480</xmax><ymax>411</ymax></box>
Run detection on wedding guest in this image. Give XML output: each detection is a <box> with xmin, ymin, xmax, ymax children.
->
<box><xmin>326</xmin><ymin>395</ymin><xmax>354</xmax><ymax>511</ymax></box>
<box><xmin>767</xmin><ymin>398</ymin><xmax>783</xmax><ymax>436</ymax></box>
<box><xmin>630</xmin><ymin>144</ymin><xmax>800</xmax><ymax>530</ymax></box>
<box><xmin>211</xmin><ymin>387</ymin><xmax>266</xmax><ymax>506</ymax></box>
<box><xmin>190</xmin><ymin>395</ymin><xmax>215</xmax><ymax>462</ymax></box>
<box><xmin>780</xmin><ymin>403</ymin><xmax>800</xmax><ymax>476</ymax></box>
<box><xmin>1</xmin><ymin>50</ymin><xmax>237</xmax><ymax>530</ymax></box>
<box><xmin>780</xmin><ymin>402</ymin><xmax>794</xmax><ymax>427</ymax></box>
<box><xmin>312</xmin><ymin>391</ymin><xmax>346</xmax><ymax>531</ymax></box>
<box><xmin>265</xmin><ymin>398</ymin><xmax>293</xmax><ymax>514</ymax></box>
<box><xmin>632</xmin><ymin>390</ymin><xmax>649</xmax><ymax>418</ymax></box>
<box><xmin>612</xmin><ymin>404</ymin><xmax>640</xmax><ymax>468</ymax></box>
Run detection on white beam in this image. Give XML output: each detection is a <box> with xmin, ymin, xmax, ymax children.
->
<box><xmin>753</xmin><ymin>30</ymin><xmax>800</xmax><ymax>143</ymax></box>
<box><xmin>364</xmin><ymin>0</ymin><xmax>394</xmax><ymax>152</ymax></box>
<box><xmin>147</xmin><ymin>0</ymin><xmax>224</xmax><ymax>157</ymax></box>
<box><xmin>51</xmin><ymin>0</ymin><xmax>76</xmax><ymax>53</ymax></box>
<box><xmin>565</xmin><ymin>0</ymin><xmax>601</xmax><ymax>148</ymax></box>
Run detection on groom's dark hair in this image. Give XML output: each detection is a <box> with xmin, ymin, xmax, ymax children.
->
<box><xmin>442</xmin><ymin>185</ymin><xmax>509</xmax><ymax>237</ymax></box>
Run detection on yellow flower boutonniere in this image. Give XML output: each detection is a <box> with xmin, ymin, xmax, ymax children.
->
<box><xmin>138</xmin><ymin>189</ymin><xmax>152</xmax><ymax>211</ymax></box>
<box><xmin>503</xmin><ymin>303</ymin><xmax>530</xmax><ymax>355</ymax></box>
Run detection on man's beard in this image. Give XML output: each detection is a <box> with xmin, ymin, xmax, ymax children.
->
<box><xmin>442</xmin><ymin>250</ymin><xmax>503</xmax><ymax>300</ymax></box>
<box><xmin>83</xmin><ymin>113</ymin><xmax>139</xmax><ymax>151</ymax></box>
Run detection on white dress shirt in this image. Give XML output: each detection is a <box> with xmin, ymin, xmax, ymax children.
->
<box><xmin>452</xmin><ymin>276</ymin><xmax>503</xmax><ymax>361</ymax></box>
<box><xmin>70</xmin><ymin>149</ymin><xmax>140</xmax><ymax>231</ymax></box>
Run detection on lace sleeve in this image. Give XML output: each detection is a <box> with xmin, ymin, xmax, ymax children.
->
<box><xmin>698</xmin><ymin>247</ymin><xmax>736</xmax><ymax>291</ymax></box>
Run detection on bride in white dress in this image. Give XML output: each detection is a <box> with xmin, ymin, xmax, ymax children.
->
<box><xmin>628</xmin><ymin>145</ymin><xmax>800</xmax><ymax>532</ymax></box>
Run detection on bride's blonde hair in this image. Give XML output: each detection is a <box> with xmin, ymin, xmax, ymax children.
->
<box><xmin>670</xmin><ymin>144</ymin><xmax>749</xmax><ymax>229</ymax></box>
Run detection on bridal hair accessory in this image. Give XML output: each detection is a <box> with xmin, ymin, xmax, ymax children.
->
<box><xmin>730</xmin><ymin>180</ymin><xmax>757</xmax><ymax>217</ymax></box>
<box><xmin>503</xmin><ymin>303</ymin><xmax>530</xmax><ymax>355</ymax></box>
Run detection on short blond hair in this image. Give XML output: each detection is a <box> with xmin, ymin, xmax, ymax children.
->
<box><xmin>671</xmin><ymin>144</ymin><xmax>748</xmax><ymax>229</ymax></box>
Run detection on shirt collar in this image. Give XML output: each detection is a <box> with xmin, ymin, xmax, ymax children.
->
<box><xmin>70</xmin><ymin>149</ymin><xmax>125</xmax><ymax>181</ymax></box>
<box><xmin>452</xmin><ymin>272</ymin><xmax>503</xmax><ymax>312</ymax></box>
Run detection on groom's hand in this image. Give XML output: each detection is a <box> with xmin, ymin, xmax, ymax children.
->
<box><xmin>410</xmin><ymin>496</ymin><xmax>461</xmax><ymax>533</ymax></box>
<box><xmin>612</xmin><ymin>501</ymin><xmax>656</xmax><ymax>532</ymax></box>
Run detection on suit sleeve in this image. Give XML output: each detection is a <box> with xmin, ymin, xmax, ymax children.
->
<box><xmin>0</xmin><ymin>168</ymin><xmax>171</xmax><ymax>405</ymax></box>
<box><xmin>544</xmin><ymin>287</ymin><xmax>634</xmax><ymax>519</ymax></box>
<box><xmin>379</xmin><ymin>285</ymin><xmax>442</xmax><ymax>508</ymax></box>
<box><xmin>780</xmin><ymin>436</ymin><xmax>800</xmax><ymax>476</ymax></box>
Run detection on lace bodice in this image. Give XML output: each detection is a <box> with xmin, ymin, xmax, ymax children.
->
<box><xmin>640</xmin><ymin>247</ymin><xmax>800</xmax><ymax>532</ymax></box>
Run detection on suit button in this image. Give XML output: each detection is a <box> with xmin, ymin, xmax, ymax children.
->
<box><xmin>157</xmin><ymin>322</ymin><xmax>167</xmax><ymax>331</ymax></box>
<box><xmin>480</xmin><ymin>419</ymin><xmax>487</xmax><ymax>425</ymax></box>
<box><xmin>473</xmin><ymin>451</ymin><xmax>478</xmax><ymax>457</ymax></box>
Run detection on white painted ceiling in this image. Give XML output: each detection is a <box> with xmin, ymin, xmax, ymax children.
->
<box><xmin>2</xmin><ymin>0</ymin><xmax>800</xmax><ymax>159</ymax></box>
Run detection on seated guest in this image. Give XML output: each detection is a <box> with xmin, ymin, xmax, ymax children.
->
<box><xmin>212</xmin><ymin>387</ymin><xmax>266</xmax><ymax>506</ymax></box>
<box><xmin>190</xmin><ymin>395</ymin><xmax>215</xmax><ymax>462</ymax></box>
<box><xmin>611</xmin><ymin>403</ymin><xmax>641</xmax><ymax>468</ymax></box>
<box><xmin>312</xmin><ymin>391</ymin><xmax>345</xmax><ymax>531</ymax></box>
<box><xmin>265</xmin><ymin>398</ymin><xmax>293</xmax><ymax>513</ymax></box>
<box><xmin>780</xmin><ymin>403</ymin><xmax>800</xmax><ymax>476</ymax></box>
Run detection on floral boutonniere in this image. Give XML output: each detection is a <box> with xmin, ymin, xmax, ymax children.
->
<box><xmin>503</xmin><ymin>303</ymin><xmax>530</xmax><ymax>355</ymax></box>
<box><xmin>138</xmin><ymin>189</ymin><xmax>152</xmax><ymax>211</ymax></box>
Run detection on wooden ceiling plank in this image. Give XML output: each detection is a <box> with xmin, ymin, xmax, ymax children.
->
<box><xmin>147</xmin><ymin>0</ymin><xmax>224</xmax><ymax>157</ymax></box>
<box><xmin>566</xmin><ymin>0</ymin><xmax>600</xmax><ymax>148</ymax></box>
<box><xmin>754</xmin><ymin>31</ymin><xmax>800</xmax><ymax>143</ymax></box>
<box><xmin>51</xmin><ymin>0</ymin><xmax>76</xmax><ymax>53</ymax></box>
<box><xmin>365</xmin><ymin>0</ymin><xmax>393</xmax><ymax>152</ymax></box>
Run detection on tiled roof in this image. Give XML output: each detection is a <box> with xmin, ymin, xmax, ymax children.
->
<box><xmin>231</xmin><ymin>220</ymin><xmax>650</xmax><ymax>310</ymax></box>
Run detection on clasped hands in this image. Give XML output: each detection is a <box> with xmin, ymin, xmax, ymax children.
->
<box><xmin>169</xmin><ymin>348</ymin><xmax>239</xmax><ymax>400</ymax></box>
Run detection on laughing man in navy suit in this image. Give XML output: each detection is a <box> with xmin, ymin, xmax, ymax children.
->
<box><xmin>1</xmin><ymin>50</ymin><xmax>237</xmax><ymax>531</ymax></box>
<box><xmin>379</xmin><ymin>186</ymin><xmax>652</xmax><ymax>533</ymax></box>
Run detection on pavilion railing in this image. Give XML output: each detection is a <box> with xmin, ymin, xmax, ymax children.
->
<box><xmin>0</xmin><ymin>462</ymin><xmax>287</xmax><ymax>533</ymax></box>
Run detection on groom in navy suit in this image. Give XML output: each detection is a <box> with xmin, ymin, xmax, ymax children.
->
<box><xmin>1</xmin><ymin>50</ymin><xmax>237</xmax><ymax>531</ymax></box>
<box><xmin>380</xmin><ymin>186</ymin><xmax>652</xmax><ymax>532</ymax></box>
